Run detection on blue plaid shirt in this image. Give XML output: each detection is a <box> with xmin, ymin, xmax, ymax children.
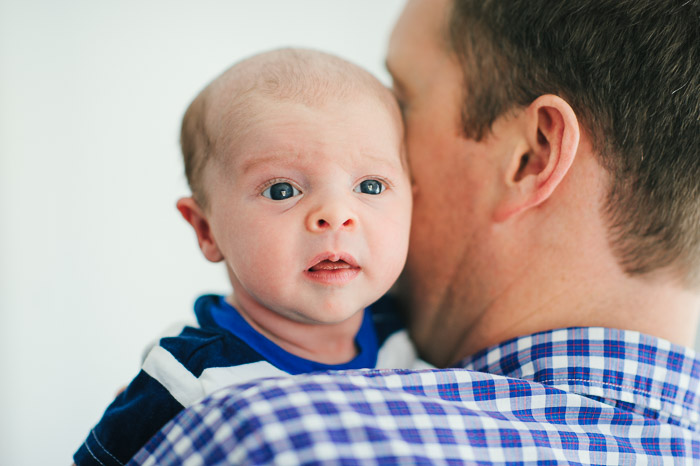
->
<box><xmin>130</xmin><ymin>327</ymin><xmax>700</xmax><ymax>464</ymax></box>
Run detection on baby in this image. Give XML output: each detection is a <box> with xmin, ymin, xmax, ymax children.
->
<box><xmin>74</xmin><ymin>48</ymin><xmax>418</xmax><ymax>465</ymax></box>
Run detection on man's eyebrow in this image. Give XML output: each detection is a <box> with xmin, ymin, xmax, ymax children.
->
<box><xmin>384</xmin><ymin>59</ymin><xmax>393</xmax><ymax>76</ymax></box>
<box><xmin>384</xmin><ymin>59</ymin><xmax>405</xmax><ymax>94</ymax></box>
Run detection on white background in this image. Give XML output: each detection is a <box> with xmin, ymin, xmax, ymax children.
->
<box><xmin>2</xmin><ymin>1</ymin><xmax>699</xmax><ymax>464</ymax></box>
<box><xmin>0</xmin><ymin>1</ymin><xmax>405</xmax><ymax>463</ymax></box>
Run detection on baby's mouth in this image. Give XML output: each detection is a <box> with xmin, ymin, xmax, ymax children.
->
<box><xmin>308</xmin><ymin>259</ymin><xmax>354</xmax><ymax>271</ymax></box>
<box><xmin>305</xmin><ymin>253</ymin><xmax>360</xmax><ymax>285</ymax></box>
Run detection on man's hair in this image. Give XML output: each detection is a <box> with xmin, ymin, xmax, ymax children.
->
<box><xmin>180</xmin><ymin>48</ymin><xmax>398</xmax><ymax>209</ymax></box>
<box><xmin>448</xmin><ymin>0</ymin><xmax>700</xmax><ymax>287</ymax></box>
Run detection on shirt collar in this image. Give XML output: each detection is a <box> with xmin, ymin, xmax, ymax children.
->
<box><xmin>458</xmin><ymin>327</ymin><xmax>700</xmax><ymax>430</ymax></box>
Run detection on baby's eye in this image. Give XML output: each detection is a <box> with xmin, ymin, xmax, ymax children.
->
<box><xmin>262</xmin><ymin>182</ymin><xmax>301</xmax><ymax>200</ymax></box>
<box><xmin>354</xmin><ymin>179</ymin><xmax>385</xmax><ymax>195</ymax></box>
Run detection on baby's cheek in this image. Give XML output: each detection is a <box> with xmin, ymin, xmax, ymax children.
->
<box><xmin>373</xmin><ymin>222</ymin><xmax>410</xmax><ymax>284</ymax></box>
<box><xmin>223</xmin><ymin>219</ymin><xmax>272</xmax><ymax>281</ymax></box>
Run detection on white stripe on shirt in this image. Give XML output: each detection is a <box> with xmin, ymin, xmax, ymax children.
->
<box><xmin>142</xmin><ymin>345</ymin><xmax>288</xmax><ymax>407</ymax></box>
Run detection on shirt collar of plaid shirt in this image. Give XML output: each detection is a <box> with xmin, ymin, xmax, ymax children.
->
<box><xmin>460</xmin><ymin>327</ymin><xmax>700</xmax><ymax>430</ymax></box>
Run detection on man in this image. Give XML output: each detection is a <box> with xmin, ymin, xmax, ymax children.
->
<box><xmin>129</xmin><ymin>0</ymin><xmax>700</xmax><ymax>463</ymax></box>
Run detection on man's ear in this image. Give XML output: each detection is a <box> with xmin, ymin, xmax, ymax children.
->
<box><xmin>176</xmin><ymin>197</ymin><xmax>224</xmax><ymax>263</ymax></box>
<box><xmin>494</xmin><ymin>94</ymin><xmax>580</xmax><ymax>222</ymax></box>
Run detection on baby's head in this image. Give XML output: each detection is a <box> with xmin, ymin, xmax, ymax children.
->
<box><xmin>177</xmin><ymin>48</ymin><xmax>411</xmax><ymax>326</ymax></box>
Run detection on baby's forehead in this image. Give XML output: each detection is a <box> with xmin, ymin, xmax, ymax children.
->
<box><xmin>207</xmin><ymin>50</ymin><xmax>399</xmax><ymax>126</ymax></box>
<box><xmin>197</xmin><ymin>49</ymin><xmax>404</xmax><ymax>171</ymax></box>
<box><xmin>223</xmin><ymin>93</ymin><xmax>402</xmax><ymax>164</ymax></box>
<box><xmin>211</xmin><ymin>87</ymin><xmax>400</xmax><ymax>156</ymax></box>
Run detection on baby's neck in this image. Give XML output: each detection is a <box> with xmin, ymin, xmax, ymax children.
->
<box><xmin>226</xmin><ymin>295</ymin><xmax>363</xmax><ymax>365</ymax></box>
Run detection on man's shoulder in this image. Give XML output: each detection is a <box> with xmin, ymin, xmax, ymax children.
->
<box><xmin>132</xmin><ymin>368</ymin><xmax>700</xmax><ymax>464</ymax></box>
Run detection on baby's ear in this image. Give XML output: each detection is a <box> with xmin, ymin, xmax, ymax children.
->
<box><xmin>176</xmin><ymin>197</ymin><xmax>224</xmax><ymax>263</ymax></box>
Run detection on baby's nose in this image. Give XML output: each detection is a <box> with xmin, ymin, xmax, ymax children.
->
<box><xmin>306</xmin><ymin>201</ymin><xmax>357</xmax><ymax>233</ymax></box>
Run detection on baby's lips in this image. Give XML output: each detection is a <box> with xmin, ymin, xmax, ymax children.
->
<box><xmin>309</xmin><ymin>260</ymin><xmax>352</xmax><ymax>271</ymax></box>
<box><xmin>306</xmin><ymin>251</ymin><xmax>360</xmax><ymax>271</ymax></box>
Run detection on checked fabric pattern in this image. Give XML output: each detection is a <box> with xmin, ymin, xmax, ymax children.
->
<box><xmin>130</xmin><ymin>327</ymin><xmax>700</xmax><ymax>464</ymax></box>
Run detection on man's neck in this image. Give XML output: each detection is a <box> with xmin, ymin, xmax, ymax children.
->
<box><xmin>451</xmin><ymin>260</ymin><xmax>700</xmax><ymax>364</ymax></box>
<box><xmin>409</xmin><ymin>156</ymin><xmax>700</xmax><ymax>366</ymax></box>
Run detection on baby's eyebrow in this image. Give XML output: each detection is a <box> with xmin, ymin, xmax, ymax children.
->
<box><xmin>356</xmin><ymin>151</ymin><xmax>403</xmax><ymax>170</ymax></box>
<box><xmin>239</xmin><ymin>154</ymin><xmax>292</xmax><ymax>174</ymax></box>
<box><xmin>240</xmin><ymin>151</ymin><xmax>401</xmax><ymax>174</ymax></box>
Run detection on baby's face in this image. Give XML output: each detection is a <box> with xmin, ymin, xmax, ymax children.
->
<box><xmin>204</xmin><ymin>94</ymin><xmax>411</xmax><ymax>325</ymax></box>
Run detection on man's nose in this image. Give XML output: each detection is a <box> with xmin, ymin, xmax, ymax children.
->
<box><xmin>305</xmin><ymin>200</ymin><xmax>357</xmax><ymax>233</ymax></box>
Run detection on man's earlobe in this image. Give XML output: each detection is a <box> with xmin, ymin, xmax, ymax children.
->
<box><xmin>494</xmin><ymin>95</ymin><xmax>580</xmax><ymax>222</ymax></box>
<box><xmin>176</xmin><ymin>197</ymin><xmax>224</xmax><ymax>263</ymax></box>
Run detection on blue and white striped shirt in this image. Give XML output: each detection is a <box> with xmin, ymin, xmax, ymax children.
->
<box><xmin>74</xmin><ymin>294</ymin><xmax>420</xmax><ymax>466</ymax></box>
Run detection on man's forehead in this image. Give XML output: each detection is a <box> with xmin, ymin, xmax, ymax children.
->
<box><xmin>390</xmin><ymin>0</ymin><xmax>450</xmax><ymax>47</ymax></box>
<box><xmin>386</xmin><ymin>0</ymin><xmax>451</xmax><ymax>78</ymax></box>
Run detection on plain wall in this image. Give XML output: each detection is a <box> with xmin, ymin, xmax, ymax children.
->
<box><xmin>0</xmin><ymin>1</ymin><xmax>405</xmax><ymax>463</ymax></box>
<box><xmin>2</xmin><ymin>1</ymin><xmax>699</xmax><ymax>464</ymax></box>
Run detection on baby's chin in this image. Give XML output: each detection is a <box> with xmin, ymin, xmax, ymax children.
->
<box><xmin>286</xmin><ymin>301</ymin><xmax>369</xmax><ymax>326</ymax></box>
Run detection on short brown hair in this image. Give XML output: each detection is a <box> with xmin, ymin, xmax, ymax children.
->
<box><xmin>180</xmin><ymin>48</ymin><xmax>399</xmax><ymax>209</ymax></box>
<box><xmin>448</xmin><ymin>0</ymin><xmax>700</xmax><ymax>287</ymax></box>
